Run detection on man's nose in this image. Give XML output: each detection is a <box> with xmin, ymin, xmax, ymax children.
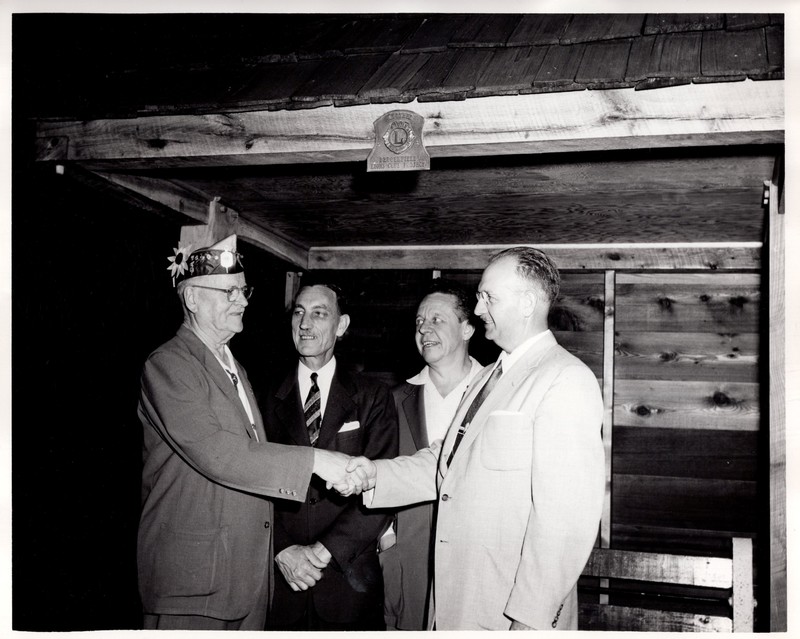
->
<box><xmin>474</xmin><ymin>298</ymin><xmax>486</xmax><ymax>315</ymax></box>
<box><xmin>418</xmin><ymin>321</ymin><xmax>430</xmax><ymax>334</ymax></box>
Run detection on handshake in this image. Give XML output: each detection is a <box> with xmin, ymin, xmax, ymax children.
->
<box><xmin>312</xmin><ymin>449</ymin><xmax>377</xmax><ymax>496</ymax></box>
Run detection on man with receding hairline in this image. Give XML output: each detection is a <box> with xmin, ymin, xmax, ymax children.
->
<box><xmin>344</xmin><ymin>247</ymin><xmax>605</xmax><ymax>631</ymax></box>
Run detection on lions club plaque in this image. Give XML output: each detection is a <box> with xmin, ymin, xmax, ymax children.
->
<box><xmin>367</xmin><ymin>110</ymin><xmax>430</xmax><ymax>172</ymax></box>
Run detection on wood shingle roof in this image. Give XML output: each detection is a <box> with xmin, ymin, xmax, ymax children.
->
<box><xmin>16</xmin><ymin>13</ymin><xmax>784</xmax><ymax>120</ymax></box>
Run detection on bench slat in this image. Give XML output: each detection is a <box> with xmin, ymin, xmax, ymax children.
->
<box><xmin>582</xmin><ymin>547</ymin><xmax>734</xmax><ymax>589</ymax></box>
<box><xmin>579</xmin><ymin>603</ymin><xmax>733</xmax><ymax>632</ymax></box>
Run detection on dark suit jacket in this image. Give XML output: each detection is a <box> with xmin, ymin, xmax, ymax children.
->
<box><xmin>137</xmin><ymin>325</ymin><xmax>315</xmax><ymax>624</ymax></box>
<box><xmin>261</xmin><ymin>362</ymin><xmax>399</xmax><ymax>625</ymax></box>
<box><xmin>384</xmin><ymin>382</ymin><xmax>435</xmax><ymax>629</ymax></box>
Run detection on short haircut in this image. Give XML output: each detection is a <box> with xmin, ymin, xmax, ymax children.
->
<box><xmin>423</xmin><ymin>278</ymin><xmax>475</xmax><ymax>326</ymax></box>
<box><xmin>295</xmin><ymin>279</ymin><xmax>348</xmax><ymax>316</ymax></box>
<box><xmin>489</xmin><ymin>247</ymin><xmax>560</xmax><ymax>305</ymax></box>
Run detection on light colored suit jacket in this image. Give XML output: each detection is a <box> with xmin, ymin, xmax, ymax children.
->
<box><xmin>137</xmin><ymin>325</ymin><xmax>315</xmax><ymax>623</ymax></box>
<box><xmin>368</xmin><ymin>331</ymin><xmax>604</xmax><ymax>630</ymax></box>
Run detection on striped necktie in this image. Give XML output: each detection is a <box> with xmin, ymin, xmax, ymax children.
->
<box><xmin>447</xmin><ymin>362</ymin><xmax>503</xmax><ymax>466</ymax></box>
<box><xmin>304</xmin><ymin>372</ymin><xmax>322</xmax><ymax>446</ymax></box>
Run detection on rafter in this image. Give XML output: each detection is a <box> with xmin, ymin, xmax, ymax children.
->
<box><xmin>92</xmin><ymin>171</ymin><xmax>308</xmax><ymax>267</ymax></box>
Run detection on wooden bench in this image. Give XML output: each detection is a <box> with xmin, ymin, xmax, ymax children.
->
<box><xmin>579</xmin><ymin>537</ymin><xmax>754</xmax><ymax>632</ymax></box>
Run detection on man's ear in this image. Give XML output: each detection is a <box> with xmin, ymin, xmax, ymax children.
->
<box><xmin>461</xmin><ymin>320</ymin><xmax>476</xmax><ymax>341</ymax></box>
<box><xmin>336</xmin><ymin>313</ymin><xmax>351</xmax><ymax>337</ymax></box>
<box><xmin>183</xmin><ymin>285</ymin><xmax>199</xmax><ymax>313</ymax></box>
<box><xmin>520</xmin><ymin>289</ymin><xmax>538</xmax><ymax>318</ymax></box>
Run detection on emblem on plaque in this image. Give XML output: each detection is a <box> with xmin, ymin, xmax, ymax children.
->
<box><xmin>368</xmin><ymin>110</ymin><xmax>430</xmax><ymax>172</ymax></box>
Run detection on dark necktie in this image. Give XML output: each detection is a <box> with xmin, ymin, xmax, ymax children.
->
<box><xmin>304</xmin><ymin>372</ymin><xmax>322</xmax><ymax>446</ymax></box>
<box><xmin>447</xmin><ymin>362</ymin><xmax>503</xmax><ymax>466</ymax></box>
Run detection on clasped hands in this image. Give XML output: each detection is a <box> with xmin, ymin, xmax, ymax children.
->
<box><xmin>275</xmin><ymin>541</ymin><xmax>331</xmax><ymax>591</ymax></box>
<box><xmin>312</xmin><ymin>449</ymin><xmax>377</xmax><ymax>496</ymax></box>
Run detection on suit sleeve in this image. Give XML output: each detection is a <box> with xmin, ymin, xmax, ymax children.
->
<box><xmin>318</xmin><ymin>381</ymin><xmax>399</xmax><ymax>572</ymax></box>
<box><xmin>504</xmin><ymin>364</ymin><xmax>605</xmax><ymax>630</ymax></box>
<box><xmin>367</xmin><ymin>440</ymin><xmax>442</xmax><ymax>508</ymax></box>
<box><xmin>140</xmin><ymin>349</ymin><xmax>314</xmax><ymax>500</ymax></box>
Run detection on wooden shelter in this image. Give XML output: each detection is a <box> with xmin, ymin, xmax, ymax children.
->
<box><xmin>14</xmin><ymin>12</ymin><xmax>785</xmax><ymax>631</ymax></box>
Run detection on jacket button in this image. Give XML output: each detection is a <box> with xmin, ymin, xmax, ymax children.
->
<box><xmin>278</xmin><ymin>488</ymin><xmax>284</xmax><ymax>494</ymax></box>
<box><xmin>264</xmin><ymin>521</ymin><xmax>270</xmax><ymax>529</ymax></box>
<box><xmin>310</xmin><ymin>497</ymin><xmax>318</xmax><ymax>505</ymax></box>
<box><xmin>442</xmin><ymin>494</ymin><xmax>450</xmax><ymax>501</ymax></box>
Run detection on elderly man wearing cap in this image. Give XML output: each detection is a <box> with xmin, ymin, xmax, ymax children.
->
<box><xmin>137</xmin><ymin>235</ymin><xmax>355</xmax><ymax>631</ymax></box>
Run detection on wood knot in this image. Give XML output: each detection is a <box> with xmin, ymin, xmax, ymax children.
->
<box><xmin>635</xmin><ymin>405</ymin><xmax>652</xmax><ymax>416</ymax></box>
<box><xmin>657</xmin><ymin>297</ymin><xmax>674</xmax><ymax>311</ymax></box>
<box><xmin>586</xmin><ymin>296</ymin><xmax>604</xmax><ymax>311</ymax></box>
<box><xmin>712</xmin><ymin>391</ymin><xmax>731</xmax><ymax>407</ymax></box>
<box><xmin>699</xmin><ymin>294</ymin><xmax>711</xmax><ymax>302</ymax></box>
<box><xmin>659</xmin><ymin>351</ymin><xmax>677</xmax><ymax>362</ymax></box>
<box><xmin>729</xmin><ymin>296</ymin><xmax>748</xmax><ymax>310</ymax></box>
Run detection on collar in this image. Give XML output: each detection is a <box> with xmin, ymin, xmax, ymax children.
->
<box><xmin>498</xmin><ymin>329</ymin><xmax>552</xmax><ymax>373</ymax></box>
<box><xmin>298</xmin><ymin>355</ymin><xmax>337</xmax><ymax>387</ymax></box>
<box><xmin>407</xmin><ymin>356</ymin><xmax>482</xmax><ymax>386</ymax></box>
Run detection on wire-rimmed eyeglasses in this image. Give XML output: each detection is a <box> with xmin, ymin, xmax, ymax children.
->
<box><xmin>191</xmin><ymin>284</ymin><xmax>254</xmax><ymax>302</ymax></box>
<box><xmin>475</xmin><ymin>290</ymin><xmax>496</xmax><ymax>306</ymax></box>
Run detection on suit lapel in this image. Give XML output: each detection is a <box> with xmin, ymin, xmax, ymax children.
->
<box><xmin>402</xmin><ymin>385</ymin><xmax>429</xmax><ymax>449</ymax></box>
<box><xmin>177</xmin><ymin>326</ymin><xmax>255</xmax><ymax>439</ymax></box>
<box><xmin>315</xmin><ymin>368</ymin><xmax>356</xmax><ymax>449</ymax></box>
<box><xmin>274</xmin><ymin>365</ymin><xmax>308</xmax><ymax>446</ymax></box>
<box><xmin>446</xmin><ymin>332</ymin><xmax>558</xmax><ymax>470</ymax></box>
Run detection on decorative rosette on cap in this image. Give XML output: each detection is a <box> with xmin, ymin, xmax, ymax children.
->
<box><xmin>167</xmin><ymin>234</ymin><xmax>244</xmax><ymax>286</ymax></box>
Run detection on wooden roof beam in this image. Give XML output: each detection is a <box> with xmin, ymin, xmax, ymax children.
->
<box><xmin>91</xmin><ymin>171</ymin><xmax>308</xmax><ymax>267</ymax></box>
<box><xmin>308</xmin><ymin>243</ymin><xmax>762</xmax><ymax>271</ymax></box>
<box><xmin>35</xmin><ymin>80</ymin><xmax>783</xmax><ymax>169</ymax></box>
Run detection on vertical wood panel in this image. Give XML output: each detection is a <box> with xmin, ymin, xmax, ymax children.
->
<box><xmin>768</xmin><ymin>178</ymin><xmax>786</xmax><ymax>630</ymax></box>
<box><xmin>601</xmin><ymin>270</ymin><xmax>615</xmax><ymax>549</ymax></box>
<box><xmin>612</xmin><ymin>269</ymin><xmax>761</xmax><ymax>577</ymax></box>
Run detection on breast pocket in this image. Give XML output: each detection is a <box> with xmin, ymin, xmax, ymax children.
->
<box><xmin>334</xmin><ymin>428</ymin><xmax>361</xmax><ymax>454</ymax></box>
<box><xmin>480</xmin><ymin>411</ymin><xmax>533</xmax><ymax>471</ymax></box>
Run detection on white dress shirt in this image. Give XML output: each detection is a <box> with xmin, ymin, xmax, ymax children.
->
<box><xmin>495</xmin><ymin>329</ymin><xmax>552</xmax><ymax>375</ymax></box>
<box><xmin>407</xmin><ymin>356</ymin><xmax>484</xmax><ymax>444</ymax></box>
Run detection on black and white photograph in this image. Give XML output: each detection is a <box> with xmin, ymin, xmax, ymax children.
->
<box><xmin>5</xmin><ymin>1</ymin><xmax>797</xmax><ymax>635</ymax></box>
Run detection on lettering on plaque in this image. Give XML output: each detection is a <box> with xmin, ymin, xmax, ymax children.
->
<box><xmin>367</xmin><ymin>109</ymin><xmax>430</xmax><ymax>172</ymax></box>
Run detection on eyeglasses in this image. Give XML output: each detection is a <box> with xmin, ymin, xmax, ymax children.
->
<box><xmin>476</xmin><ymin>289</ymin><xmax>535</xmax><ymax>305</ymax></box>
<box><xmin>475</xmin><ymin>291</ymin><xmax>497</xmax><ymax>306</ymax></box>
<box><xmin>191</xmin><ymin>284</ymin><xmax>254</xmax><ymax>302</ymax></box>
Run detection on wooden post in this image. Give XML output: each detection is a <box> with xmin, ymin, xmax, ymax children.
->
<box><xmin>732</xmin><ymin>537</ymin><xmax>755</xmax><ymax>632</ymax></box>
<box><xmin>285</xmin><ymin>272</ymin><xmax>302</xmax><ymax>312</ymax></box>
<box><xmin>179</xmin><ymin>196</ymin><xmax>238</xmax><ymax>249</ymax></box>
<box><xmin>599</xmin><ymin>270</ymin><xmax>616</xmax><ymax>605</ymax></box>
<box><xmin>767</xmin><ymin>177</ymin><xmax>786</xmax><ymax>631</ymax></box>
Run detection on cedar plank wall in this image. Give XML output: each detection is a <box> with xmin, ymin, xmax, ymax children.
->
<box><xmin>316</xmin><ymin>267</ymin><xmax>761</xmax><ymax>620</ymax></box>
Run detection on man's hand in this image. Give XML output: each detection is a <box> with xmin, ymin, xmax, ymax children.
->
<box><xmin>275</xmin><ymin>544</ymin><xmax>331</xmax><ymax>592</ymax></box>
<box><xmin>312</xmin><ymin>449</ymin><xmax>372</xmax><ymax>495</ymax></box>
<box><xmin>343</xmin><ymin>456</ymin><xmax>377</xmax><ymax>494</ymax></box>
<box><xmin>312</xmin><ymin>449</ymin><xmax>354</xmax><ymax>490</ymax></box>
